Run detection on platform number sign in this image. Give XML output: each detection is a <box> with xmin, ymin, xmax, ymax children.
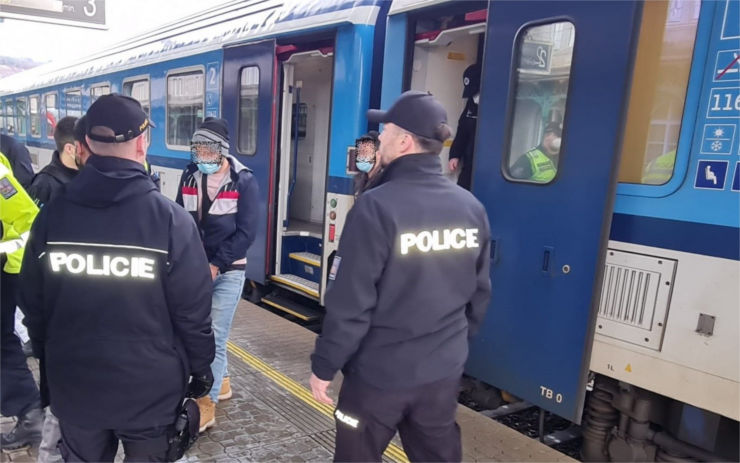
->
<box><xmin>0</xmin><ymin>0</ymin><xmax>106</xmax><ymax>29</ymax></box>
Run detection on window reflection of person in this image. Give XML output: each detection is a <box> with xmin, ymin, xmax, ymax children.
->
<box><xmin>509</xmin><ymin>122</ymin><xmax>561</xmax><ymax>183</ymax></box>
<box><xmin>353</xmin><ymin>131</ymin><xmax>382</xmax><ymax>197</ymax></box>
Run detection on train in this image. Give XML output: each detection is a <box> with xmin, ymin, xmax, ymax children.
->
<box><xmin>0</xmin><ymin>0</ymin><xmax>737</xmax><ymax>460</ymax></box>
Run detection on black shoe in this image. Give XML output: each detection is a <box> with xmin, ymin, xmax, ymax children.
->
<box><xmin>21</xmin><ymin>340</ymin><xmax>33</xmax><ymax>358</ymax></box>
<box><xmin>0</xmin><ymin>408</ymin><xmax>43</xmax><ymax>452</ymax></box>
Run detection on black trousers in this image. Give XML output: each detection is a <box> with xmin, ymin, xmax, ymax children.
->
<box><xmin>333</xmin><ymin>375</ymin><xmax>461</xmax><ymax>463</ymax></box>
<box><xmin>58</xmin><ymin>420</ymin><xmax>171</xmax><ymax>462</ymax></box>
<box><xmin>1</xmin><ymin>271</ymin><xmax>41</xmax><ymax>417</ymax></box>
<box><xmin>456</xmin><ymin>160</ymin><xmax>473</xmax><ymax>191</ymax></box>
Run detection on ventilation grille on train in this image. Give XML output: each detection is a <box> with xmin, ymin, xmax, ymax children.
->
<box><xmin>595</xmin><ymin>249</ymin><xmax>676</xmax><ymax>351</ymax></box>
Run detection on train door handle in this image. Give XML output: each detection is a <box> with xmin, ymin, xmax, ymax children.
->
<box><xmin>490</xmin><ymin>238</ymin><xmax>499</xmax><ymax>264</ymax></box>
<box><xmin>542</xmin><ymin>246</ymin><xmax>554</xmax><ymax>274</ymax></box>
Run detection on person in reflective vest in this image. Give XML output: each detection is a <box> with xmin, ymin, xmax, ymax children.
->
<box><xmin>510</xmin><ymin>121</ymin><xmax>562</xmax><ymax>183</ymax></box>
<box><xmin>0</xmin><ymin>151</ymin><xmax>44</xmax><ymax>451</ymax></box>
<box><xmin>641</xmin><ymin>149</ymin><xmax>675</xmax><ymax>185</ymax></box>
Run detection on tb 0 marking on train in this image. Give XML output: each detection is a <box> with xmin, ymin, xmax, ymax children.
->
<box><xmin>49</xmin><ymin>252</ymin><xmax>156</xmax><ymax>279</ymax></box>
<box><xmin>400</xmin><ymin>228</ymin><xmax>479</xmax><ymax>255</ymax></box>
<box><xmin>540</xmin><ymin>386</ymin><xmax>564</xmax><ymax>404</ymax></box>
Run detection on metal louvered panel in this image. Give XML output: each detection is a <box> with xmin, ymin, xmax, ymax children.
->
<box><xmin>596</xmin><ymin>249</ymin><xmax>677</xmax><ymax>351</ymax></box>
<box><xmin>599</xmin><ymin>264</ymin><xmax>659</xmax><ymax>330</ymax></box>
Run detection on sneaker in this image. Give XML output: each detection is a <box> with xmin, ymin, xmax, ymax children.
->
<box><xmin>0</xmin><ymin>408</ymin><xmax>43</xmax><ymax>452</ymax></box>
<box><xmin>218</xmin><ymin>377</ymin><xmax>232</xmax><ymax>401</ymax></box>
<box><xmin>196</xmin><ymin>396</ymin><xmax>216</xmax><ymax>433</ymax></box>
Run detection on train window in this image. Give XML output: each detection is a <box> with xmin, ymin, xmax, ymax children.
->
<box><xmin>617</xmin><ymin>0</ymin><xmax>700</xmax><ymax>185</ymax></box>
<box><xmin>4</xmin><ymin>100</ymin><xmax>13</xmax><ymax>134</ymax></box>
<box><xmin>15</xmin><ymin>98</ymin><xmax>27</xmax><ymax>136</ymax></box>
<box><xmin>167</xmin><ymin>70</ymin><xmax>204</xmax><ymax>149</ymax></box>
<box><xmin>45</xmin><ymin>92</ymin><xmax>58</xmax><ymax>139</ymax></box>
<box><xmin>238</xmin><ymin>66</ymin><xmax>259</xmax><ymax>155</ymax></box>
<box><xmin>90</xmin><ymin>84</ymin><xmax>110</xmax><ymax>103</ymax></box>
<box><xmin>504</xmin><ymin>22</ymin><xmax>575</xmax><ymax>184</ymax></box>
<box><xmin>65</xmin><ymin>90</ymin><xmax>82</xmax><ymax>117</ymax></box>
<box><xmin>123</xmin><ymin>78</ymin><xmax>151</xmax><ymax>144</ymax></box>
<box><xmin>29</xmin><ymin>95</ymin><xmax>40</xmax><ymax>138</ymax></box>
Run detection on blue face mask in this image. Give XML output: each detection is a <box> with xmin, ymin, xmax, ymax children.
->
<box><xmin>356</xmin><ymin>160</ymin><xmax>374</xmax><ymax>173</ymax></box>
<box><xmin>197</xmin><ymin>163</ymin><xmax>220</xmax><ymax>175</ymax></box>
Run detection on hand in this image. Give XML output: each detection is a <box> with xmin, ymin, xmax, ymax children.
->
<box><xmin>309</xmin><ymin>373</ymin><xmax>334</xmax><ymax>405</ymax></box>
<box><xmin>186</xmin><ymin>371</ymin><xmax>214</xmax><ymax>399</ymax></box>
<box><xmin>448</xmin><ymin>158</ymin><xmax>459</xmax><ymax>172</ymax></box>
<box><xmin>209</xmin><ymin>264</ymin><xmax>219</xmax><ymax>281</ymax></box>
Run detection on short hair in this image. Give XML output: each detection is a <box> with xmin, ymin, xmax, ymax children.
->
<box><xmin>409</xmin><ymin>124</ymin><xmax>452</xmax><ymax>155</ymax></box>
<box><xmin>73</xmin><ymin>115</ymin><xmax>90</xmax><ymax>151</ymax></box>
<box><xmin>54</xmin><ymin>116</ymin><xmax>78</xmax><ymax>152</ymax></box>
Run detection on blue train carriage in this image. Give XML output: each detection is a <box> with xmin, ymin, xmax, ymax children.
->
<box><xmin>381</xmin><ymin>0</ymin><xmax>738</xmax><ymax>459</ymax></box>
<box><xmin>0</xmin><ymin>0</ymin><xmax>390</xmax><ymax>311</ymax></box>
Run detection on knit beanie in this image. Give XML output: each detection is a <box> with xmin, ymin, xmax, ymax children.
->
<box><xmin>191</xmin><ymin>117</ymin><xmax>230</xmax><ymax>157</ymax></box>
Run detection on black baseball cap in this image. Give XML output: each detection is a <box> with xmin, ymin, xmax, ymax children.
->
<box><xmin>462</xmin><ymin>64</ymin><xmax>480</xmax><ymax>98</ymax></box>
<box><xmin>86</xmin><ymin>93</ymin><xmax>155</xmax><ymax>143</ymax></box>
<box><xmin>367</xmin><ymin>91</ymin><xmax>448</xmax><ymax>141</ymax></box>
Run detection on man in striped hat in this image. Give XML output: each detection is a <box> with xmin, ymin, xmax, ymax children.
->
<box><xmin>176</xmin><ymin>117</ymin><xmax>260</xmax><ymax>432</ymax></box>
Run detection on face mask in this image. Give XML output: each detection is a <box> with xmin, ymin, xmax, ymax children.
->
<box><xmin>356</xmin><ymin>160</ymin><xmax>374</xmax><ymax>173</ymax></box>
<box><xmin>472</xmin><ymin>93</ymin><xmax>480</xmax><ymax>105</ymax></box>
<box><xmin>550</xmin><ymin>137</ymin><xmax>562</xmax><ymax>151</ymax></box>
<box><xmin>197</xmin><ymin>163</ymin><xmax>220</xmax><ymax>175</ymax></box>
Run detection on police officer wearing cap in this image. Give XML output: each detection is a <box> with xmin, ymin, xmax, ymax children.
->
<box><xmin>448</xmin><ymin>63</ymin><xmax>481</xmax><ymax>190</ymax></box>
<box><xmin>510</xmin><ymin>121</ymin><xmax>562</xmax><ymax>183</ymax></box>
<box><xmin>19</xmin><ymin>94</ymin><xmax>215</xmax><ymax>462</ymax></box>
<box><xmin>310</xmin><ymin>90</ymin><xmax>492</xmax><ymax>462</ymax></box>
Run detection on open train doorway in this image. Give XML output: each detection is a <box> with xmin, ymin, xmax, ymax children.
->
<box><xmin>407</xmin><ymin>8</ymin><xmax>486</xmax><ymax>190</ymax></box>
<box><xmin>271</xmin><ymin>46</ymin><xmax>334</xmax><ymax>306</ymax></box>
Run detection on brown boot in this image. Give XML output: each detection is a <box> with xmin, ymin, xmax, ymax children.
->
<box><xmin>196</xmin><ymin>396</ymin><xmax>216</xmax><ymax>432</ymax></box>
<box><xmin>218</xmin><ymin>377</ymin><xmax>232</xmax><ymax>401</ymax></box>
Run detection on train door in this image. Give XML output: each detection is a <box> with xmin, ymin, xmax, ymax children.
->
<box><xmin>222</xmin><ymin>40</ymin><xmax>277</xmax><ymax>286</ymax></box>
<box><xmin>465</xmin><ymin>1</ymin><xmax>641</xmax><ymax>422</ymax></box>
<box><xmin>269</xmin><ymin>46</ymin><xmax>334</xmax><ymax>307</ymax></box>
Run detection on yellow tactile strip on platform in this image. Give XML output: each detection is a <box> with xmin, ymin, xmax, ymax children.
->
<box><xmin>227</xmin><ymin>341</ymin><xmax>410</xmax><ymax>463</ymax></box>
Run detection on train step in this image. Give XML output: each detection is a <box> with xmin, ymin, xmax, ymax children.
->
<box><xmin>270</xmin><ymin>273</ymin><xmax>320</xmax><ymax>298</ymax></box>
<box><xmin>289</xmin><ymin>252</ymin><xmax>321</xmax><ymax>268</ymax></box>
<box><xmin>261</xmin><ymin>294</ymin><xmax>321</xmax><ymax>322</ymax></box>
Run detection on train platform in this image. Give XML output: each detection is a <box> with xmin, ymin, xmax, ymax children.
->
<box><xmin>2</xmin><ymin>300</ymin><xmax>575</xmax><ymax>462</ymax></box>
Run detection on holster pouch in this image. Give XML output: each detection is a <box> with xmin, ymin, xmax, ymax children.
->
<box><xmin>166</xmin><ymin>398</ymin><xmax>200</xmax><ymax>461</ymax></box>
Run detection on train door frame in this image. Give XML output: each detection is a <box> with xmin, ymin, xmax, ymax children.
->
<box><xmin>272</xmin><ymin>43</ymin><xmax>336</xmax><ymax>302</ymax></box>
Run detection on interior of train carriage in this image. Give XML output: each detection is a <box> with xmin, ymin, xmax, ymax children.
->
<box><xmin>269</xmin><ymin>37</ymin><xmax>335</xmax><ymax>302</ymax></box>
<box><xmin>406</xmin><ymin>0</ymin><xmax>700</xmax><ymax>188</ymax></box>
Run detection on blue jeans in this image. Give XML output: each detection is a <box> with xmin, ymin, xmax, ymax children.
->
<box><xmin>208</xmin><ymin>270</ymin><xmax>245</xmax><ymax>403</ymax></box>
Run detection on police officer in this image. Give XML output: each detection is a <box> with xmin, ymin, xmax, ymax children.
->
<box><xmin>0</xmin><ymin>151</ymin><xmax>43</xmax><ymax>451</ymax></box>
<box><xmin>509</xmin><ymin>121</ymin><xmax>562</xmax><ymax>183</ymax></box>
<box><xmin>19</xmin><ymin>94</ymin><xmax>215</xmax><ymax>462</ymax></box>
<box><xmin>310</xmin><ymin>90</ymin><xmax>492</xmax><ymax>462</ymax></box>
<box><xmin>448</xmin><ymin>63</ymin><xmax>481</xmax><ymax>190</ymax></box>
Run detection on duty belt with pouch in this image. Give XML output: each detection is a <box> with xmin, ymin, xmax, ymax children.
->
<box><xmin>166</xmin><ymin>398</ymin><xmax>200</xmax><ymax>461</ymax></box>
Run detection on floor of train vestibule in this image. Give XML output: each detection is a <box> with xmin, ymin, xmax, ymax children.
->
<box><xmin>2</xmin><ymin>301</ymin><xmax>574</xmax><ymax>462</ymax></box>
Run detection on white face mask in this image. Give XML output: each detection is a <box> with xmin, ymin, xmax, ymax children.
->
<box><xmin>550</xmin><ymin>137</ymin><xmax>562</xmax><ymax>151</ymax></box>
<box><xmin>472</xmin><ymin>93</ymin><xmax>480</xmax><ymax>105</ymax></box>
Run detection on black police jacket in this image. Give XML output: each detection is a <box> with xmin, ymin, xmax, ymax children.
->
<box><xmin>311</xmin><ymin>153</ymin><xmax>492</xmax><ymax>389</ymax></box>
<box><xmin>19</xmin><ymin>155</ymin><xmax>215</xmax><ymax>429</ymax></box>
<box><xmin>27</xmin><ymin>151</ymin><xmax>78</xmax><ymax>208</ymax></box>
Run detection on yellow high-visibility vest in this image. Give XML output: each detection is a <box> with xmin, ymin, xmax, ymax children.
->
<box><xmin>0</xmin><ymin>152</ymin><xmax>39</xmax><ymax>274</ymax></box>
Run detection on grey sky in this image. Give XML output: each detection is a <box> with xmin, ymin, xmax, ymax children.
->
<box><xmin>0</xmin><ymin>0</ymin><xmax>225</xmax><ymax>63</ymax></box>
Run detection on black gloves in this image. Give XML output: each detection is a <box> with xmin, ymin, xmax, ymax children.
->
<box><xmin>186</xmin><ymin>370</ymin><xmax>214</xmax><ymax>399</ymax></box>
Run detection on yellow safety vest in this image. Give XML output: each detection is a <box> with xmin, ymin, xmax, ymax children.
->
<box><xmin>0</xmin><ymin>152</ymin><xmax>39</xmax><ymax>274</ymax></box>
<box><xmin>525</xmin><ymin>149</ymin><xmax>557</xmax><ymax>183</ymax></box>
<box><xmin>642</xmin><ymin>150</ymin><xmax>676</xmax><ymax>185</ymax></box>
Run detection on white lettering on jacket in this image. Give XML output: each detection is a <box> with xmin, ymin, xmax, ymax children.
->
<box><xmin>334</xmin><ymin>409</ymin><xmax>359</xmax><ymax>429</ymax></box>
<box><xmin>49</xmin><ymin>252</ymin><xmax>156</xmax><ymax>280</ymax></box>
<box><xmin>400</xmin><ymin>228</ymin><xmax>479</xmax><ymax>255</ymax></box>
